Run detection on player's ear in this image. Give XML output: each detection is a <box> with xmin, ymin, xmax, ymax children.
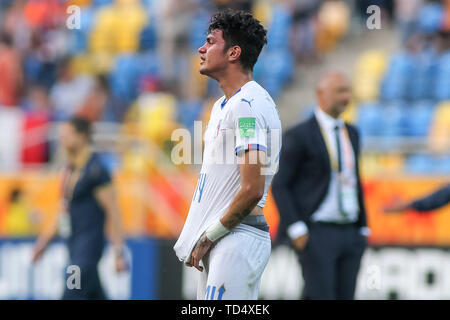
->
<box><xmin>228</xmin><ymin>45</ymin><xmax>242</xmax><ymax>63</ymax></box>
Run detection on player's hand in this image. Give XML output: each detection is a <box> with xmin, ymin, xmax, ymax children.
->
<box><xmin>114</xmin><ymin>255</ymin><xmax>128</xmax><ymax>273</ymax></box>
<box><xmin>187</xmin><ymin>234</ymin><xmax>213</xmax><ymax>272</ymax></box>
<box><xmin>384</xmin><ymin>199</ymin><xmax>411</xmax><ymax>213</ymax></box>
<box><xmin>292</xmin><ymin>233</ymin><xmax>309</xmax><ymax>251</ymax></box>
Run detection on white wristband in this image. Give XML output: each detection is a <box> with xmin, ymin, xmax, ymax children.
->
<box><xmin>205</xmin><ymin>220</ymin><xmax>230</xmax><ymax>242</ymax></box>
<box><xmin>287</xmin><ymin>221</ymin><xmax>308</xmax><ymax>240</ymax></box>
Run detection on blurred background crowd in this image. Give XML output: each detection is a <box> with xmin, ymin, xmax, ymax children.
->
<box><xmin>0</xmin><ymin>0</ymin><xmax>449</xmax><ymax>243</ymax></box>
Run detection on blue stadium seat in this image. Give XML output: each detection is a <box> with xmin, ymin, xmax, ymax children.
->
<box><xmin>386</xmin><ymin>102</ymin><xmax>410</xmax><ymax>135</ymax></box>
<box><xmin>409</xmin><ymin>52</ymin><xmax>437</xmax><ymax>101</ymax></box>
<box><xmin>380</xmin><ymin>52</ymin><xmax>415</xmax><ymax>101</ymax></box>
<box><xmin>92</xmin><ymin>0</ymin><xmax>114</xmax><ymax>7</ymax></box>
<box><xmin>98</xmin><ymin>152</ymin><xmax>121</xmax><ymax>172</ymax></box>
<box><xmin>139</xmin><ymin>21</ymin><xmax>158</xmax><ymax>51</ymax></box>
<box><xmin>67</xmin><ymin>6</ymin><xmax>96</xmax><ymax>54</ymax></box>
<box><xmin>138</xmin><ymin>52</ymin><xmax>160</xmax><ymax>77</ymax></box>
<box><xmin>254</xmin><ymin>50</ymin><xmax>294</xmax><ymax>99</ymax></box>
<box><xmin>356</xmin><ymin>102</ymin><xmax>383</xmax><ymax>138</ymax></box>
<box><xmin>189</xmin><ymin>9</ymin><xmax>210</xmax><ymax>51</ymax></box>
<box><xmin>266</xmin><ymin>5</ymin><xmax>292</xmax><ymax>51</ymax></box>
<box><xmin>417</xmin><ymin>2</ymin><xmax>444</xmax><ymax>34</ymax></box>
<box><xmin>377</xmin><ymin>102</ymin><xmax>408</xmax><ymax>148</ymax></box>
<box><xmin>405</xmin><ymin>154</ymin><xmax>435</xmax><ymax>175</ymax></box>
<box><xmin>406</xmin><ymin>154</ymin><xmax>450</xmax><ymax>175</ymax></box>
<box><xmin>177</xmin><ymin>100</ymin><xmax>204</xmax><ymax>132</ymax></box>
<box><xmin>433</xmin><ymin>51</ymin><xmax>450</xmax><ymax>101</ymax></box>
<box><xmin>109</xmin><ymin>54</ymin><xmax>141</xmax><ymax>102</ymax></box>
<box><xmin>438</xmin><ymin>156</ymin><xmax>450</xmax><ymax>174</ymax></box>
<box><xmin>405</xmin><ymin>101</ymin><xmax>435</xmax><ymax>137</ymax></box>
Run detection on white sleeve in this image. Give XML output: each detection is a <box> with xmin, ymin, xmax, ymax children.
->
<box><xmin>231</xmin><ymin>99</ymin><xmax>268</xmax><ymax>156</ymax></box>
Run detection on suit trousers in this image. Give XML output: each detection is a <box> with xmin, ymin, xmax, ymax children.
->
<box><xmin>297</xmin><ymin>221</ymin><xmax>367</xmax><ymax>300</ymax></box>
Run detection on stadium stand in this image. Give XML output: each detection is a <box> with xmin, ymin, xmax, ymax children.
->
<box><xmin>1</xmin><ymin>0</ymin><xmax>346</xmax><ymax>238</ymax></box>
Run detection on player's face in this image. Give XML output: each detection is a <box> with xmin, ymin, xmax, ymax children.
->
<box><xmin>198</xmin><ymin>29</ymin><xmax>228</xmax><ymax>78</ymax></box>
<box><xmin>59</xmin><ymin>123</ymin><xmax>85</xmax><ymax>153</ymax></box>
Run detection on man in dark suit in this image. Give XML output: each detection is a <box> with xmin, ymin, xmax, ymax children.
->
<box><xmin>272</xmin><ymin>72</ymin><xmax>369</xmax><ymax>300</ymax></box>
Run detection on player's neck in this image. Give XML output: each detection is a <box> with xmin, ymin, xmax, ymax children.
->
<box><xmin>218</xmin><ymin>69</ymin><xmax>253</xmax><ymax>100</ymax></box>
<box><xmin>68</xmin><ymin>145</ymin><xmax>92</xmax><ymax>170</ymax></box>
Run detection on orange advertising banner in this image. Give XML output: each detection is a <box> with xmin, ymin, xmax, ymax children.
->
<box><xmin>363</xmin><ymin>177</ymin><xmax>450</xmax><ymax>246</ymax></box>
<box><xmin>264</xmin><ymin>177</ymin><xmax>450</xmax><ymax>246</ymax></box>
<box><xmin>0</xmin><ymin>172</ymin><xmax>449</xmax><ymax>246</ymax></box>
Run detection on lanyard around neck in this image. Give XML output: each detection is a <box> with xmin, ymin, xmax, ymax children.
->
<box><xmin>317</xmin><ymin>122</ymin><xmax>351</xmax><ymax>172</ymax></box>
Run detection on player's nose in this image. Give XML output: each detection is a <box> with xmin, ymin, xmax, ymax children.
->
<box><xmin>198</xmin><ymin>44</ymin><xmax>207</xmax><ymax>55</ymax></box>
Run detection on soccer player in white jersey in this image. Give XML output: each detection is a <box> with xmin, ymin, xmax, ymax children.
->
<box><xmin>173</xmin><ymin>9</ymin><xmax>282</xmax><ymax>300</ymax></box>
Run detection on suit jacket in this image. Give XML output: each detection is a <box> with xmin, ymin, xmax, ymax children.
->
<box><xmin>272</xmin><ymin>115</ymin><xmax>368</xmax><ymax>244</ymax></box>
<box><xmin>411</xmin><ymin>184</ymin><xmax>450</xmax><ymax>212</ymax></box>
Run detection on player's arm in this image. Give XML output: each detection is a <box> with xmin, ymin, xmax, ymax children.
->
<box><xmin>188</xmin><ymin>150</ymin><xmax>265</xmax><ymax>272</ymax></box>
<box><xmin>219</xmin><ymin>150</ymin><xmax>266</xmax><ymax>230</ymax></box>
<box><xmin>385</xmin><ymin>184</ymin><xmax>450</xmax><ymax>213</ymax></box>
<box><xmin>95</xmin><ymin>184</ymin><xmax>127</xmax><ymax>272</ymax></box>
<box><xmin>32</xmin><ymin>202</ymin><xmax>63</xmax><ymax>263</ymax></box>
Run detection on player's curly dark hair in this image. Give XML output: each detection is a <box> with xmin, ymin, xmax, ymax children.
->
<box><xmin>208</xmin><ymin>9</ymin><xmax>267</xmax><ymax>71</ymax></box>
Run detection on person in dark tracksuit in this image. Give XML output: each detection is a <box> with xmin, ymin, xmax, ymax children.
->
<box><xmin>32</xmin><ymin>117</ymin><xmax>127</xmax><ymax>299</ymax></box>
<box><xmin>384</xmin><ymin>184</ymin><xmax>450</xmax><ymax>213</ymax></box>
<box><xmin>272</xmin><ymin>72</ymin><xmax>369</xmax><ymax>300</ymax></box>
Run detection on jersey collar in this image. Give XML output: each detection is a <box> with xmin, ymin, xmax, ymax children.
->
<box><xmin>221</xmin><ymin>88</ymin><xmax>241</xmax><ymax>109</ymax></box>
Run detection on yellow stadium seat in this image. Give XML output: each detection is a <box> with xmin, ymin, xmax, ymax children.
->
<box><xmin>110</xmin><ymin>4</ymin><xmax>147</xmax><ymax>53</ymax></box>
<box><xmin>360</xmin><ymin>154</ymin><xmax>380</xmax><ymax>177</ymax></box>
<box><xmin>70</xmin><ymin>54</ymin><xmax>94</xmax><ymax>75</ymax></box>
<box><xmin>429</xmin><ymin>102</ymin><xmax>450</xmax><ymax>152</ymax></box>
<box><xmin>355</xmin><ymin>50</ymin><xmax>388</xmax><ymax>75</ymax></box>
<box><xmin>67</xmin><ymin>0</ymin><xmax>91</xmax><ymax>7</ymax></box>
<box><xmin>137</xmin><ymin>93</ymin><xmax>178</xmax><ymax>146</ymax></box>
<box><xmin>316</xmin><ymin>0</ymin><xmax>350</xmax><ymax>53</ymax></box>
<box><xmin>378</xmin><ymin>154</ymin><xmax>405</xmax><ymax>175</ymax></box>
<box><xmin>4</xmin><ymin>202</ymin><xmax>32</xmax><ymax>237</ymax></box>
<box><xmin>341</xmin><ymin>101</ymin><xmax>358</xmax><ymax>124</ymax></box>
<box><xmin>253</xmin><ymin>0</ymin><xmax>273</xmax><ymax>27</ymax></box>
<box><xmin>188</xmin><ymin>53</ymin><xmax>208</xmax><ymax>98</ymax></box>
<box><xmin>70</xmin><ymin>53</ymin><xmax>115</xmax><ymax>75</ymax></box>
<box><xmin>115</xmin><ymin>0</ymin><xmax>140</xmax><ymax>5</ymax></box>
<box><xmin>89</xmin><ymin>7</ymin><xmax>115</xmax><ymax>53</ymax></box>
<box><xmin>89</xmin><ymin>3</ymin><xmax>147</xmax><ymax>54</ymax></box>
<box><xmin>353</xmin><ymin>50</ymin><xmax>388</xmax><ymax>102</ymax></box>
<box><xmin>90</xmin><ymin>52</ymin><xmax>115</xmax><ymax>74</ymax></box>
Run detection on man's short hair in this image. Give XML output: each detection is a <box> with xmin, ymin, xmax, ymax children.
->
<box><xmin>68</xmin><ymin>116</ymin><xmax>92</xmax><ymax>141</ymax></box>
<box><xmin>208</xmin><ymin>9</ymin><xmax>267</xmax><ymax>71</ymax></box>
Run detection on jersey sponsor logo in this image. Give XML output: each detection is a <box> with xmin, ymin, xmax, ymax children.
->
<box><xmin>238</xmin><ymin>117</ymin><xmax>256</xmax><ymax>138</ymax></box>
<box><xmin>241</xmin><ymin>98</ymin><xmax>254</xmax><ymax>107</ymax></box>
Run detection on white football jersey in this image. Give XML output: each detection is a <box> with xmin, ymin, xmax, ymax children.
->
<box><xmin>173</xmin><ymin>80</ymin><xmax>282</xmax><ymax>263</ymax></box>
